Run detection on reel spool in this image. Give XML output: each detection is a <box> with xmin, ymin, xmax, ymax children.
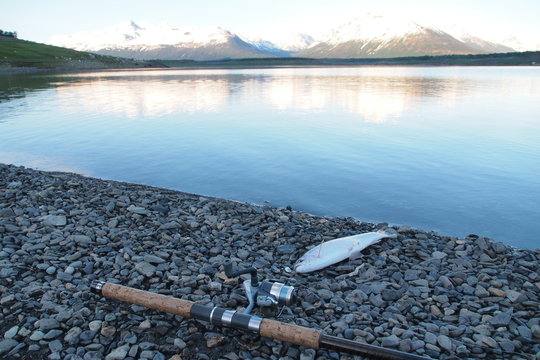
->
<box><xmin>223</xmin><ymin>261</ymin><xmax>296</xmax><ymax>314</ymax></box>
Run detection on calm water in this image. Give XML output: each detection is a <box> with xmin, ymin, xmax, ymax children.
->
<box><xmin>1</xmin><ymin>67</ymin><xmax>539</xmax><ymax>249</ymax></box>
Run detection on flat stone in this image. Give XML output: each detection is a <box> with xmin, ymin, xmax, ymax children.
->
<box><xmin>205</xmin><ymin>332</ymin><xmax>226</xmax><ymax>348</ymax></box>
<box><xmin>38</xmin><ymin>318</ymin><xmax>60</xmax><ymax>331</ymax></box>
<box><xmin>490</xmin><ymin>312</ymin><xmax>512</xmax><ymax>327</ymax></box>
<box><xmin>64</xmin><ymin>327</ymin><xmax>82</xmax><ymax>344</ymax></box>
<box><xmin>424</xmin><ymin>332</ymin><xmax>437</xmax><ymax>345</ymax></box>
<box><xmin>506</xmin><ymin>289</ymin><xmax>525</xmax><ymax>303</ymax></box>
<box><xmin>437</xmin><ymin>335</ymin><xmax>452</xmax><ymax>352</ymax></box>
<box><xmin>41</xmin><ymin>215</ymin><xmax>67</xmax><ymax>226</ymax></box>
<box><xmin>100</xmin><ymin>326</ymin><xmax>116</xmax><ymax>337</ymax></box>
<box><xmin>127</xmin><ymin>205</ymin><xmax>149</xmax><ymax>215</ymax></box>
<box><xmin>29</xmin><ymin>330</ymin><xmax>44</xmax><ymax>341</ymax></box>
<box><xmin>48</xmin><ymin>339</ymin><xmax>63</xmax><ymax>352</ymax></box>
<box><xmin>381</xmin><ymin>289</ymin><xmax>401</xmax><ymax>301</ymax></box>
<box><xmin>88</xmin><ymin>320</ymin><xmax>102</xmax><ymax>332</ymax></box>
<box><xmin>4</xmin><ymin>325</ymin><xmax>19</xmax><ymax>339</ymax></box>
<box><xmin>173</xmin><ymin>338</ymin><xmax>186</xmax><ymax>349</ymax></box>
<box><xmin>317</xmin><ymin>289</ymin><xmax>334</xmax><ymax>300</ymax></box>
<box><xmin>381</xmin><ymin>334</ymin><xmax>400</xmax><ymax>347</ymax></box>
<box><xmin>488</xmin><ymin>287</ymin><xmax>505</xmax><ymax>297</ymax></box>
<box><xmin>432</xmin><ymin>251</ymin><xmax>447</xmax><ymax>259</ymax></box>
<box><xmin>43</xmin><ymin>329</ymin><xmax>63</xmax><ymax>340</ymax></box>
<box><xmin>105</xmin><ymin>344</ymin><xmax>130</xmax><ymax>360</ymax></box>
<box><xmin>143</xmin><ymin>254</ymin><xmax>166</xmax><ymax>264</ymax></box>
<box><xmin>531</xmin><ymin>324</ymin><xmax>540</xmax><ymax>338</ymax></box>
<box><xmin>135</xmin><ymin>262</ymin><xmax>156</xmax><ymax>277</ymax></box>
<box><xmin>0</xmin><ymin>339</ymin><xmax>19</xmax><ymax>356</ymax></box>
<box><xmin>277</xmin><ymin>244</ymin><xmax>296</xmax><ymax>254</ymax></box>
<box><xmin>481</xmin><ymin>335</ymin><xmax>498</xmax><ymax>348</ymax></box>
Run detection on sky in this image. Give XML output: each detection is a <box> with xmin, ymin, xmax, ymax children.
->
<box><xmin>2</xmin><ymin>0</ymin><xmax>539</xmax><ymax>47</ymax></box>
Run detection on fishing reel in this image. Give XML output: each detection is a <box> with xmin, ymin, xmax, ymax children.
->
<box><xmin>224</xmin><ymin>262</ymin><xmax>296</xmax><ymax>315</ymax></box>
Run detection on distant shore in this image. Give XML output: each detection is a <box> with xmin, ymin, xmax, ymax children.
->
<box><xmin>2</xmin><ymin>51</ymin><xmax>539</xmax><ymax>75</ymax></box>
<box><xmin>1</xmin><ymin>162</ymin><xmax>539</xmax><ymax>359</ymax></box>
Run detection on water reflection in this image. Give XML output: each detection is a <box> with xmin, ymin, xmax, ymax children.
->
<box><xmin>1</xmin><ymin>67</ymin><xmax>539</xmax><ymax>249</ymax></box>
<box><xmin>4</xmin><ymin>68</ymin><xmax>537</xmax><ymax>124</ymax></box>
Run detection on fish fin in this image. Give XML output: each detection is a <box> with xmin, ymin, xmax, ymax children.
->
<box><xmin>349</xmin><ymin>252</ymin><xmax>364</xmax><ymax>260</ymax></box>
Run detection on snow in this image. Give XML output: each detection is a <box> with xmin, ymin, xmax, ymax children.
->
<box><xmin>321</xmin><ymin>13</ymin><xmax>428</xmax><ymax>44</ymax></box>
<box><xmin>49</xmin><ymin>20</ymin><xmax>234</xmax><ymax>51</ymax></box>
<box><xmin>241</xmin><ymin>32</ymin><xmax>316</xmax><ymax>52</ymax></box>
<box><xmin>48</xmin><ymin>16</ymin><xmax>531</xmax><ymax>55</ymax></box>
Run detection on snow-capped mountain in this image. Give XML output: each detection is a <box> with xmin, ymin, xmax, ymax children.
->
<box><xmin>298</xmin><ymin>14</ymin><xmax>514</xmax><ymax>58</ymax></box>
<box><xmin>242</xmin><ymin>32</ymin><xmax>316</xmax><ymax>55</ymax></box>
<box><xmin>50</xmin><ymin>21</ymin><xmax>273</xmax><ymax>60</ymax></box>
<box><xmin>49</xmin><ymin>17</ymin><xmax>520</xmax><ymax>61</ymax></box>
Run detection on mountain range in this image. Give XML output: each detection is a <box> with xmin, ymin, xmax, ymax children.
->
<box><xmin>49</xmin><ymin>15</ymin><xmax>521</xmax><ymax>61</ymax></box>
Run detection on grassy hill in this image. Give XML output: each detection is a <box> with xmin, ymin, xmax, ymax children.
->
<box><xmin>0</xmin><ymin>35</ymin><xmax>157</xmax><ymax>70</ymax></box>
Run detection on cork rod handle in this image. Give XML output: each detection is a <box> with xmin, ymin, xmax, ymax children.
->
<box><xmin>101</xmin><ymin>282</ymin><xmax>193</xmax><ymax>318</ymax></box>
<box><xmin>260</xmin><ymin>318</ymin><xmax>322</xmax><ymax>349</ymax></box>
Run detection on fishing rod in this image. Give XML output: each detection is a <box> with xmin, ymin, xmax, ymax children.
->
<box><xmin>90</xmin><ymin>278</ymin><xmax>430</xmax><ymax>359</ymax></box>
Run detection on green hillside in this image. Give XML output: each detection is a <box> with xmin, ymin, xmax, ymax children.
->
<box><xmin>0</xmin><ymin>35</ymin><xmax>153</xmax><ymax>70</ymax></box>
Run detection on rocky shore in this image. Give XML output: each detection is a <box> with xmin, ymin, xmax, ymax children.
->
<box><xmin>1</xmin><ymin>163</ymin><xmax>539</xmax><ymax>360</ymax></box>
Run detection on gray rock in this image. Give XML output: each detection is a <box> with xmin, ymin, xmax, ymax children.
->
<box><xmin>432</xmin><ymin>251</ymin><xmax>447</xmax><ymax>259</ymax></box>
<box><xmin>381</xmin><ymin>334</ymin><xmax>400</xmax><ymax>347</ymax></box>
<box><xmin>237</xmin><ymin>249</ymin><xmax>249</xmax><ymax>259</ymax></box>
<box><xmin>481</xmin><ymin>335</ymin><xmax>498</xmax><ymax>348</ymax></box>
<box><xmin>173</xmin><ymin>338</ymin><xmax>186</xmax><ymax>349</ymax></box>
<box><xmin>317</xmin><ymin>289</ymin><xmax>334</xmax><ymax>300</ymax></box>
<box><xmin>127</xmin><ymin>205</ymin><xmax>149</xmax><ymax>215</ymax></box>
<box><xmin>64</xmin><ymin>327</ymin><xmax>82</xmax><ymax>345</ymax></box>
<box><xmin>424</xmin><ymin>332</ymin><xmax>437</xmax><ymax>345</ymax></box>
<box><xmin>48</xmin><ymin>339</ymin><xmax>63</xmax><ymax>352</ymax></box>
<box><xmin>29</xmin><ymin>330</ymin><xmax>44</xmax><ymax>341</ymax></box>
<box><xmin>277</xmin><ymin>244</ymin><xmax>296</xmax><ymax>254</ymax></box>
<box><xmin>43</xmin><ymin>329</ymin><xmax>64</xmax><ymax>340</ymax></box>
<box><xmin>437</xmin><ymin>335</ymin><xmax>452</xmax><ymax>352</ymax></box>
<box><xmin>381</xmin><ymin>289</ymin><xmax>401</xmax><ymax>301</ymax></box>
<box><xmin>7</xmin><ymin>181</ymin><xmax>22</xmax><ymax>188</ymax></box>
<box><xmin>88</xmin><ymin>320</ymin><xmax>102</xmax><ymax>332</ymax></box>
<box><xmin>105</xmin><ymin>344</ymin><xmax>130</xmax><ymax>360</ymax></box>
<box><xmin>143</xmin><ymin>254</ymin><xmax>166</xmax><ymax>264</ymax></box>
<box><xmin>41</xmin><ymin>215</ymin><xmax>67</xmax><ymax>226</ymax></box>
<box><xmin>300</xmin><ymin>348</ymin><xmax>316</xmax><ymax>360</ymax></box>
<box><xmin>532</xmin><ymin>324</ymin><xmax>540</xmax><ymax>338</ymax></box>
<box><xmin>500</xmin><ymin>340</ymin><xmax>515</xmax><ymax>352</ymax></box>
<box><xmin>490</xmin><ymin>312</ymin><xmax>512</xmax><ymax>327</ymax></box>
<box><xmin>369</xmin><ymin>294</ymin><xmax>385</xmax><ymax>308</ymax></box>
<box><xmin>517</xmin><ymin>325</ymin><xmax>532</xmax><ymax>340</ymax></box>
<box><xmin>4</xmin><ymin>325</ymin><xmax>19</xmax><ymax>339</ymax></box>
<box><xmin>135</xmin><ymin>262</ymin><xmax>156</xmax><ymax>277</ymax></box>
<box><xmin>0</xmin><ymin>339</ymin><xmax>19</xmax><ymax>355</ymax></box>
<box><xmin>38</xmin><ymin>318</ymin><xmax>60</xmax><ymax>331</ymax></box>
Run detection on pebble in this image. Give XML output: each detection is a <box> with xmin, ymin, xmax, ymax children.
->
<box><xmin>490</xmin><ymin>312</ymin><xmax>512</xmax><ymax>327</ymax></box>
<box><xmin>0</xmin><ymin>339</ymin><xmax>19</xmax><ymax>355</ymax></box>
<box><xmin>0</xmin><ymin>163</ymin><xmax>538</xmax><ymax>360</ymax></box>
<box><xmin>41</xmin><ymin>215</ymin><xmax>67</xmax><ymax>226</ymax></box>
<box><xmin>29</xmin><ymin>330</ymin><xmax>44</xmax><ymax>341</ymax></box>
<box><xmin>38</xmin><ymin>318</ymin><xmax>60</xmax><ymax>331</ymax></box>
<box><xmin>4</xmin><ymin>325</ymin><xmax>19</xmax><ymax>339</ymax></box>
<box><xmin>381</xmin><ymin>334</ymin><xmax>400</xmax><ymax>347</ymax></box>
<box><xmin>105</xmin><ymin>344</ymin><xmax>130</xmax><ymax>360</ymax></box>
<box><xmin>88</xmin><ymin>320</ymin><xmax>102</xmax><ymax>332</ymax></box>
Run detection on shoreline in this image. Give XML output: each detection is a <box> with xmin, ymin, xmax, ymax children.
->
<box><xmin>1</xmin><ymin>163</ymin><xmax>539</xmax><ymax>359</ymax></box>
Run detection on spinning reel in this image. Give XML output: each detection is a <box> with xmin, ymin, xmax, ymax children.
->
<box><xmin>224</xmin><ymin>262</ymin><xmax>296</xmax><ymax>315</ymax></box>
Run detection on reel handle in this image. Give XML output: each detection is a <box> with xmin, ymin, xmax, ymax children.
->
<box><xmin>223</xmin><ymin>261</ymin><xmax>259</xmax><ymax>287</ymax></box>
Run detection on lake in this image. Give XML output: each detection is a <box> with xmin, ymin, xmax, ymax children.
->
<box><xmin>1</xmin><ymin>67</ymin><xmax>539</xmax><ymax>249</ymax></box>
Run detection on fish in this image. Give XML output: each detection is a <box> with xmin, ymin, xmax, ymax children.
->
<box><xmin>294</xmin><ymin>231</ymin><xmax>397</xmax><ymax>273</ymax></box>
